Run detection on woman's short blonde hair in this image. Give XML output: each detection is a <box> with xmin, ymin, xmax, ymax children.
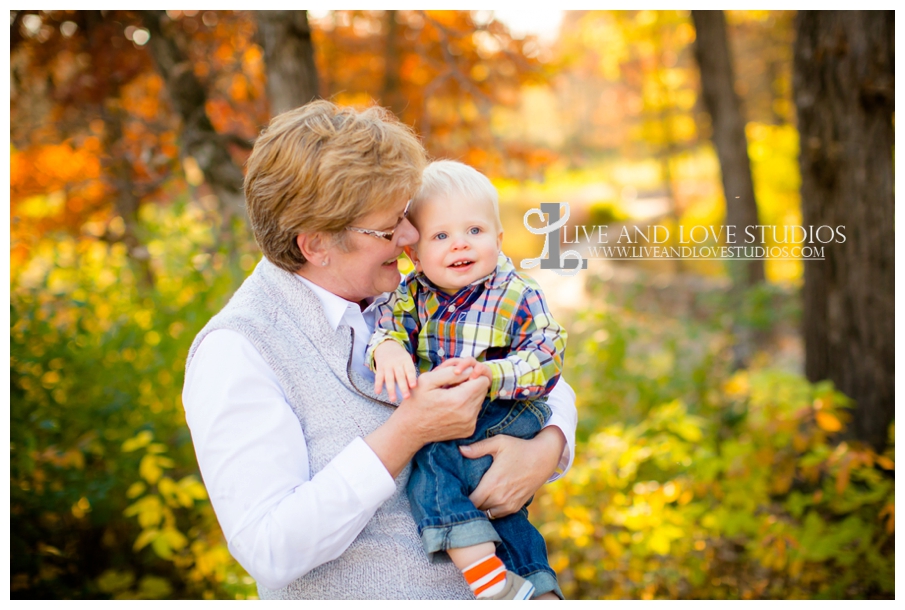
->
<box><xmin>244</xmin><ymin>100</ymin><xmax>427</xmax><ymax>272</ymax></box>
<box><xmin>412</xmin><ymin>160</ymin><xmax>501</xmax><ymax>230</ymax></box>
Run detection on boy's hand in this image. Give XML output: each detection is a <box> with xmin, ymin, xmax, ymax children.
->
<box><xmin>373</xmin><ymin>341</ymin><xmax>418</xmax><ymax>402</ymax></box>
<box><xmin>437</xmin><ymin>357</ymin><xmax>492</xmax><ymax>385</ymax></box>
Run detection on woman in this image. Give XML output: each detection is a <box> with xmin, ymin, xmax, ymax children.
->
<box><xmin>182</xmin><ymin>101</ymin><xmax>577</xmax><ymax>599</ymax></box>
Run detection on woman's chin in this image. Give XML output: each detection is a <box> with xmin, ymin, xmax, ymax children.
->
<box><xmin>375</xmin><ymin>262</ymin><xmax>402</xmax><ymax>292</ymax></box>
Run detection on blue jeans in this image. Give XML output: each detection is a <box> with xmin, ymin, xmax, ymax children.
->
<box><xmin>407</xmin><ymin>396</ymin><xmax>561</xmax><ymax>598</ymax></box>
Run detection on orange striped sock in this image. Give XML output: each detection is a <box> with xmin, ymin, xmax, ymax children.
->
<box><xmin>462</xmin><ymin>553</ymin><xmax>507</xmax><ymax>599</ymax></box>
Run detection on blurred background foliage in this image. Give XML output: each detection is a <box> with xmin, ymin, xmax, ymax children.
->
<box><xmin>9</xmin><ymin>9</ymin><xmax>894</xmax><ymax>599</ymax></box>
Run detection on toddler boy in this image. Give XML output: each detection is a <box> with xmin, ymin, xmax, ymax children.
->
<box><xmin>366</xmin><ymin>160</ymin><xmax>566</xmax><ymax>600</ymax></box>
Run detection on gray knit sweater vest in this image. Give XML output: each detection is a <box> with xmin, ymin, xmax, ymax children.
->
<box><xmin>186</xmin><ymin>258</ymin><xmax>471</xmax><ymax>600</ymax></box>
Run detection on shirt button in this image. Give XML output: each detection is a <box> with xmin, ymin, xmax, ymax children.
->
<box><xmin>437</xmin><ymin>348</ymin><xmax>445</xmax><ymax>356</ymax></box>
<box><xmin>447</xmin><ymin>305</ymin><xmax>456</xmax><ymax>313</ymax></box>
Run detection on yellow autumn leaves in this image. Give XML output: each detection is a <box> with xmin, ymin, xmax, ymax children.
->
<box><xmin>534</xmin><ymin>369</ymin><xmax>894</xmax><ymax>599</ymax></box>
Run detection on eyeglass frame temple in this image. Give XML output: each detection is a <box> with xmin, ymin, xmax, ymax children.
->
<box><xmin>345</xmin><ymin>199</ymin><xmax>413</xmax><ymax>241</ymax></box>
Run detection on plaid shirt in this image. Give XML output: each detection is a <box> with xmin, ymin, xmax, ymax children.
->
<box><xmin>366</xmin><ymin>253</ymin><xmax>566</xmax><ymax>401</ymax></box>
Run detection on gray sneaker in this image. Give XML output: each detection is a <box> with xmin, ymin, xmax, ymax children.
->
<box><xmin>484</xmin><ymin>571</ymin><xmax>536</xmax><ymax>600</ymax></box>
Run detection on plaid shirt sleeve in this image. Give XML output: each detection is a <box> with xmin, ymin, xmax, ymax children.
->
<box><xmin>365</xmin><ymin>280</ymin><xmax>420</xmax><ymax>372</ymax></box>
<box><xmin>483</xmin><ymin>284</ymin><xmax>566</xmax><ymax>401</ymax></box>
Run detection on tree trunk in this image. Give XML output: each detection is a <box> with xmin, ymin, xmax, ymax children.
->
<box><xmin>381</xmin><ymin>10</ymin><xmax>406</xmax><ymax>118</ymax></box>
<box><xmin>103</xmin><ymin>100</ymin><xmax>155</xmax><ymax>289</ymax></box>
<box><xmin>255</xmin><ymin>10</ymin><xmax>320</xmax><ymax>116</ymax></box>
<box><xmin>691</xmin><ymin>10</ymin><xmax>764</xmax><ymax>287</ymax></box>
<box><xmin>793</xmin><ymin>11</ymin><xmax>894</xmax><ymax>452</ymax></box>
<box><xmin>139</xmin><ymin>10</ymin><xmax>247</xmax><ymax>219</ymax></box>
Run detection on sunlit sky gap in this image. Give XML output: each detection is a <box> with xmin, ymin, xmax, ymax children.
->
<box><xmin>307</xmin><ymin>9</ymin><xmax>565</xmax><ymax>42</ymax></box>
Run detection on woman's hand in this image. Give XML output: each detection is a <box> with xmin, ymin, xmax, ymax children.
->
<box><xmin>437</xmin><ymin>356</ymin><xmax>493</xmax><ymax>384</ymax></box>
<box><xmin>460</xmin><ymin>426</ymin><xmax>566</xmax><ymax>518</ymax></box>
<box><xmin>365</xmin><ymin>365</ymin><xmax>488</xmax><ymax>479</ymax></box>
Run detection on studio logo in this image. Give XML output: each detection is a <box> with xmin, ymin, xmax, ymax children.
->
<box><xmin>520</xmin><ymin>202</ymin><xmax>588</xmax><ymax>277</ymax></box>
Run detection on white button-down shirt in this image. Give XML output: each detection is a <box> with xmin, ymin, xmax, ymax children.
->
<box><xmin>182</xmin><ymin>274</ymin><xmax>578</xmax><ymax>590</ymax></box>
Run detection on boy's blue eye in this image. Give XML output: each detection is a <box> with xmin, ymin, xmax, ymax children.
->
<box><xmin>435</xmin><ymin>232</ymin><xmax>447</xmax><ymax>240</ymax></box>
<box><xmin>469</xmin><ymin>227</ymin><xmax>481</xmax><ymax>235</ymax></box>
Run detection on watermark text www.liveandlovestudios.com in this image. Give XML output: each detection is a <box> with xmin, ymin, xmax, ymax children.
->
<box><xmin>519</xmin><ymin>203</ymin><xmax>845</xmax><ymax>277</ymax></box>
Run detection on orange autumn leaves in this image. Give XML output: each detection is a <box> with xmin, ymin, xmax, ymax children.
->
<box><xmin>311</xmin><ymin>10</ymin><xmax>548</xmax><ymax>173</ymax></box>
<box><xmin>11</xmin><ymin>10</ymin><xmax>550</xmax><ymax>269</ymax></box>
<box><xmin>11</xmin><ymin>140</ymin><xmax>105</xmax><ymax>267</ymax></box>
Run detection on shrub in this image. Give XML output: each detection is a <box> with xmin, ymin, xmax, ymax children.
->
<box><xmin>10</xmin><ymin>204</ymin><xmax>258</xmax><ymax>599</ymax></box>
<box><xmin>536</xmin><ymin>297</ymin><xmax>894</xmax><ymax>599</ymax></box>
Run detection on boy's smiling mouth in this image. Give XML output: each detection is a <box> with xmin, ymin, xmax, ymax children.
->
<box><xmin>449</xmin><ymin>260</ymin><xmax>474</xmax><ymax>269</ymax></box>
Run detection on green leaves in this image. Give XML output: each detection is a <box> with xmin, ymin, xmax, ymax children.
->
<box><xmin>10</xmin><ymin>205</ymin><xmax>255</xmax><ymax>599</ymax></box>
<box><xmin>536</xmin><ymin>299</ymin><xmax>894</xmax><ymax>599</ymax></box>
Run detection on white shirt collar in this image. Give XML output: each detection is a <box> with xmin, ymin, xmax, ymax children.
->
<box><xmin>294</xmin><ymin>274</ymin><xmax>360</xmax><ymax>331</ymax></box>
<box><xmin>294</xmin><ymin>274</ymin><xmax>395</xmax><ymax>330</ymax></box>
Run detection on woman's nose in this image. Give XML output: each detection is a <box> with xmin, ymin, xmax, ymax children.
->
<box><xmin>394</xmin><ymin>217</ymin><xmax>419</xmax><ymax>247</ymax></box>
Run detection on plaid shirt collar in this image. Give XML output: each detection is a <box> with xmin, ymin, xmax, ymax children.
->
<box><xmin>413</xmin><ymin>253</ymin><xmax>515</xmax><ymax>296</ymax></box>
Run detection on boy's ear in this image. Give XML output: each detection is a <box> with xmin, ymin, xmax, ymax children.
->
<box><xmin>403</xmin><ymin>245</ymin><xmax>422</xmax><ymax>272</ymax></box>
<box><xmin>496</xmin><ymin>229</ymin><xmax>504</xmax><ymax>250</ymax></box>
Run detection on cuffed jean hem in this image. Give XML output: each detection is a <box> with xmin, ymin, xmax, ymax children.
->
<box><xmin>419</xmin><ymin>511</ymin><xmax>501</xmax><ymax>562</ymax></box>
<box><xmin>523</xmin><ymin>568</ymin><xmax>563</xmax><ymax>599</ymax></box>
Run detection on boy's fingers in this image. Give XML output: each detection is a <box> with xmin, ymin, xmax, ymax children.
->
<box><xmin>374</xmin><ymin>369</ymin><xmax>384</xmax><ymax>394</ymax></box>
<box><xmin>386</xmin><ymin>370</ymin><xmax>398</xmax><ymax>402</ymax></box>
<box><xmin>405</xmin><ymin>365</ymin><xmax>418</xmax><ymax>389</ymax></box>
<box><xmin>397</xmin><ymin>366</ymin><xmax>412</xmax><ymax>399</ymax></box>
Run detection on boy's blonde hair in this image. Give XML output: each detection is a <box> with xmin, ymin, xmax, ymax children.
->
<box><xmin>412</xmin><ymin>160</ymin><xmax>501</xmax><ymax>229</ymax></box>
<box><xmin>244</xmin><ymin>100</ymin><xmax>427</xmax><ymax>272</ymax></box>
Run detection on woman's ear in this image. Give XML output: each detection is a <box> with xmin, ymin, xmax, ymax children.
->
<box><xmin>404</xmin><ymin>245</ymin><xmax>422</xmax><ymax>272</ymax></box>
<box><xmin>296</xmin><ymin>232</ymin><xmax>331</xmax><ymax>266</ymax></box>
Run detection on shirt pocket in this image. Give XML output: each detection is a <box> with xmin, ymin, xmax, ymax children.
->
<box><xmin>454</xmin><ymin>308</ymin><xmax>510</xmax><ymax>357</ymax></box>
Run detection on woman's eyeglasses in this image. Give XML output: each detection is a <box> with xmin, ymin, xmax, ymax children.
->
<box><xmin>345</xmin><ymin>200</ymin><xmax>412</xmax><ymax>241</ymax></box>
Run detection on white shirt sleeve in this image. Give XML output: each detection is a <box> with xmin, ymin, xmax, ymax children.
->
<box><xmin>182</xmin><ymin>329</ymin><xmax>397</xmax><ymax>590</ymax></box>
<box><xmin>544</xmin><ymin>378</ymin><xmax>578</xmax><ymax>481</ymax></box>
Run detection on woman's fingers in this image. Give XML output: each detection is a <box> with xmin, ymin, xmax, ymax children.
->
<box><xmin>454</xmin><ymin>357</ymin><xmax>479</xmax><ymax>375</ymax></box>
<box><xmin>435</xmin><ymin>358</ymin><xmax>459</xmax><ymax>370</ymax></box>
<box><xmin>461</xmin><ymin>436</ymin><xmax>507</xmax><ymax>513</ymax></box>
<box><xmin>462</xmin><ymin>433</ymin><xmax>557</xmax><ymax>518</ymax></box>
<box><xmin>439</xmin><ymin>378</ymin><xmax>486</xmax><ymax>438</ymax></box>
<box><xmin>394</xmin><ymin>372</ymin><xmax>488</xmax><ymax>448</ymax></box>
<box><xmin>436</xmin><ymin>357</ymin><xmax>478</xmax><ymax>376</ymax></box>
<box><xmin>460</xmin><ymin>436</ymin><xmax>500</xmax><ymax>511</ymax></box>
<box><xmin>419</xmin><ymin>364</ymin><xmax>469</xmax><ymax>390</ymax></box>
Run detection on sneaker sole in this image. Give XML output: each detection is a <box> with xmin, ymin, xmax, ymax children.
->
<box><xmin>513</xmin><ymin>580</ymin><xmax>536</xmax><ymax>600</ymax></box>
